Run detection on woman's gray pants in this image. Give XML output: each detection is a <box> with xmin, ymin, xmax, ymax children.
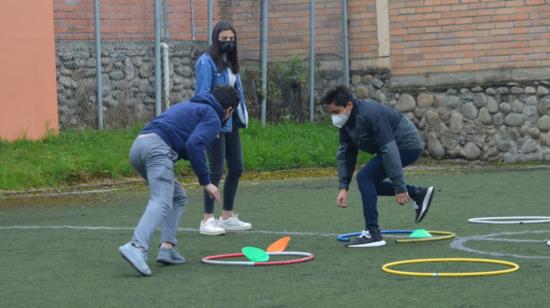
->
<box><xmin>128</xmin><ymin>133</ymin><xmax>187</xmax><ymax>250</ymax></box>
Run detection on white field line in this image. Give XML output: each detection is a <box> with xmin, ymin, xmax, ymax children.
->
<box><xmin>450</xmin><ymin>230</ymin><xmax>550</xmax><ymax>260</ymax></box>
<box><xmin>0</xmin><ymin>225</ymin><xmax>341</xmax><ymax>237</ymax></box>
<box><xmin>0</xmin><ymin>225</ymin><xmax>418</xmax><ymax>239</ymax></box>
<box><xmin>2</xmin><ymin>225</ymin><xmax>550</xmax><ymax>259</ymax></box>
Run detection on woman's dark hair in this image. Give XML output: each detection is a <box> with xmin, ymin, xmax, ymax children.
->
<box><xmin>208</xmin><ymin>20</ymin><xmax>240</xmax><ymax>74</ymax></box>
<box><xmin>320</xmin><ymin>85</ymin><xmax>355</xmax><ymax>107</ymax></box>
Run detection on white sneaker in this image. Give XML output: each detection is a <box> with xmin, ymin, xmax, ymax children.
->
<box><xmin>199</xmin><ymin>217</ymin><xmax>226</xmax><ymax>235</ymax></box>
<box><xmin>217</xmin><ymin>214</ymin><xmax>252</xmax><ymax>231</ymax></box>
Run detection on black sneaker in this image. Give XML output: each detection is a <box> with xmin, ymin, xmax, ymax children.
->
<box><xmin>412</xmin><ymin>186</ymin><xmax>435</xmax><ymax>223</ymax></box>
<box><xmin>345</xmin><ymin>230</ymin><xmax>386</xmax><ymax>248</ymax></box>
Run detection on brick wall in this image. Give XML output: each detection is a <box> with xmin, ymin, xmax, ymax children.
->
<box><xmin>53</xmin><ymin>0</ymin><xmax>208</xmax><ymax>41</ymax></box>
<box><xmin>228</xmin><ymin>0</ymin><xmax>346</xmax><ymax>61</ymax></box>
<box><xmin>220</xmin><ymin>0</ymin><xmax>262</xmax><ymax>61</ymax></box>
<box><xmin>53</xmin><ymin>0</ymin><xmax>550</xmax><ymax>81</ymax></box>
<box><xmin>54</xmin><ymin>0</ymin><xmax>95</xmax><ymax>40</ymax></box>
<box><xmin>349</xmin><ymin>0</ymin><xmax>378</xmax><ymax>60</ymax></box>
<box><xmin>390</xmin><ymin>0</ymin><xmax>550</xmax><ymax>76</ymax></box>
<box><xmin>53</xmin><ymin>0</ymin><xmax>348</xmax><ymax>61</ymax></box>
<box><xmin>166</xmin><ymin>0</ymin><xmax>209</xmax><ymax>41</ymax></box>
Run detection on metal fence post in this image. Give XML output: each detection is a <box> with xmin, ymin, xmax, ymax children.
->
<box><xmin>208</xmin><ymin>0</ymin><xmax>213</xmax><ymax>45</ymax></box>
<box><xmin>161</xmin><ymin>43</ymin><xmax>170</xmax><ymax>110</ymax></box>
<box><xmin>154</xmin><ymin>0</ymin><xmax>161</xmax><ymax>116</ymax></box>
<box><xmin>161</xmin><ymin>0</ymin><xmax>170</xmax><ymax>40</ymax></box>
<box><xmin>190</xmin><ymin>0</ymin><xmax>196</xmax><ymax>40</ymax></box>
<box><xmin>260</xmin><ymin>0</ymin><xmax>268</xmax><ymax>127</ymax></box>
<box><xmin>309</xmin><ymin>0</ymin><xmax>315</xmax><ymax>122</ymax></box>
<box><xmin>93</xmin><ymin>0</ymin><xmax>104</xmax><ymax>129</ymax></box>
<box><xmin>342</xmin><ymin>0</ymin><xmax>350</xmax><ymax>87</ymax></box>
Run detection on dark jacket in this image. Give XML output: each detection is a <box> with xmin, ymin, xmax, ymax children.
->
<box><xmin>337</xmin><ymin>99</ymin><xmax>423</xmax><ymax>193</ymax></box>
<box><xmin>141</xmin><ymin>93</ymin><xmax>224</xmax><ymax>185</ymax></box>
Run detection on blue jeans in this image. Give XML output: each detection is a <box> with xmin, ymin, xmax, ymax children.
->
<box><xmin>356</xmin><ymin>149</ymin><xmax>422</xmax><ymax>231</ymax></box>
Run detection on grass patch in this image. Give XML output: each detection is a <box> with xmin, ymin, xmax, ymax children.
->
<box><xmin>241</xmin><ymin>120</ymin><xmax>370</xmax><ymax>170</ymax></box>
<box><xmin>0</xmin><ymin>127</ymin><xmax>140</xmax><ymax>190</ymax></box>
<box><xmin>0</xmin><ymin>120</ymin><xmax>371</xmax><ymax>190</ymax></box>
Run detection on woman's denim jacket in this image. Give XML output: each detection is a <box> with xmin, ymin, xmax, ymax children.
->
<box><xmin>195</xmin><ymin>53</ymin><xmax>248</xmax><ymax>132</ymax></box>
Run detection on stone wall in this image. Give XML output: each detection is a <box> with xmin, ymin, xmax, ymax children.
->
<box><xmin>350</xmin><ymin>71</ymin><xmax>550</xmax><ymax>162</ymax></box>
<box><xmin>56</xmin><ymin>40</ymin><xmax>550</xmax><ymax>162</ymax></box>
<box><xmin>56</xmin><ymin>41</ymin><xmax>206</xmax><ymax>129</ymax></box>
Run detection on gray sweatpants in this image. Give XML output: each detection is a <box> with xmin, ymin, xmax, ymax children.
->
<box><xmin>128</xmin><ymin>133</ymin><xmax>187</xmax><ymax>251</ymax></box>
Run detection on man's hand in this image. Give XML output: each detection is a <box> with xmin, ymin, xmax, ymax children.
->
<box><xmin>394</xmin><ymin>192</ymin><xmax>411</xmax><ymax>205</ymax></box>
<box><xmin>337</xmin><ymin>189</ymin><xmax>348</xmax><ymax>208</ymax></box>
<box><xmin>204</xmin><ymin>183</ymin><xmax>221</xmax><ymax>204</ymax></box>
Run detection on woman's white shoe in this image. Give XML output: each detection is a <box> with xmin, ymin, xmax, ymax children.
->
<box><xmin>218</xmin><ymin>214</ymin><xmax>252</xmax><ymax>231</ymax></box>
<box><xmin>199</xmin><ymin>217</ymin><xmax>226</xmax><ymax>235</ymax></box>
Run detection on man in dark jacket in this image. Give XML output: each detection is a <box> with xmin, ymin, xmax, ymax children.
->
<box><xmin>321</xmin><ymin>86</ymin><xmax>434</xmax><ymax>248</ymax></box>
<box><xmin>119</xmin><ymin>86</ymin><xmax>239</xmax><ymax>276</ymax></box>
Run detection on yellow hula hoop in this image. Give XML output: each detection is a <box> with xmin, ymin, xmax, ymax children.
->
<box><xmin>382</xmin><ymin>258</ymin><xmax>519</xmax><ymax>277</ymax></box>
<box><xmin>395</xmin><ymin>230</ymin><xmax>456</xmax><ymax>243</ymax></box>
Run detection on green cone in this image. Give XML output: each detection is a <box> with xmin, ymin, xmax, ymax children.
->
<box><xmin>409</xmin><ymin>229</ymin><xmax>432</xmax><ymax>238</ymax></box>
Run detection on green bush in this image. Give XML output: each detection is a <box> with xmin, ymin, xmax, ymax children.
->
<box><xmin>243</xmin><ymin>56</ymin><xmax>319</xmax><ymax>122</ymax></box>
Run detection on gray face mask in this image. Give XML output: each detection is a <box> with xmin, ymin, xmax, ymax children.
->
<box><xmin>219</xmin><ymin>41</ymin><xmax>235</xmax><ymax>53</ymax></box>
<box><xmin>331</xmin><ymin>114</ymin><xmax>350</xmax><ymax>128</ymax></box>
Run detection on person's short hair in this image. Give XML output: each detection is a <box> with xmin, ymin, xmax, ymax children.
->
<box><xmin>320</xmin><ymin>85</ymin><xmax>355</xmax><ymax>107</ymax></box>
<box><xmin>211</xmin><ymin>85</ymin><xmax>240</xmax><ymax>110</ymax></box>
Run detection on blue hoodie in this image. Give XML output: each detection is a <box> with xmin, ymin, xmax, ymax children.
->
<box><xmin>141</xmin><ymin>93</ymin><xmax>224</xmax><ymax>185</ymax></box>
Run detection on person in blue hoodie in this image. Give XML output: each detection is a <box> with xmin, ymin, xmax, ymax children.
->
<box><xmin>194</xmin><ymin>20</ymin><xmax>251</xmax><ymax>236</ymax></box>
<box><xmin>118</xmin><ymin>86</ymin><xmax>240</xmax><ymax>276</ymax></box>
<box><xmin>321</xmin><ymin>86</ymin><xmax>435</xmax><ymax>248</ymax></box>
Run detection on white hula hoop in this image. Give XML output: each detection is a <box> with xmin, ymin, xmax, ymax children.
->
<box><xmin>468</xmin><ymin>216</ymin><xmax>550</xmax><ymax>224</ymax></box>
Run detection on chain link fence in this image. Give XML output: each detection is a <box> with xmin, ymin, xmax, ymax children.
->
<box><xmin>314</xmin><ymin>1</ymin><xmax>346</xmax><ymax>122</ymax></box>
<box><xmin>263</xmin><ymin>1</ymin><xmax>312</xmax><ymax>123</ymax></box>
<box><xmin>221</xmin><ymin>0</ymin><xmax>347</xmax><ymax>123</ymax></box>
<box><xmin>55</xmin><ymin>0</ymin><xmax>98</xmax><ymax>129</ymax></box>
<box><xmin>55</xmin><ymin>0</ymin><xmax>157</xmax><ymax>130</ymax></box>
<box><xmin>212</xmin><ymin>1</ymin><xmax>263</xmax><ymax>121</ymax></box>
<box><xmin>54</xmin><ymin>0</ymin><xmax>348</xmax><ymax>130</ymax></box>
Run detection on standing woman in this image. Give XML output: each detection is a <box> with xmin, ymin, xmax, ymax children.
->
<box><xmin>195</xmin><ymin>20</ymin><xmax>251</xmax><ymax>235</ymax></box>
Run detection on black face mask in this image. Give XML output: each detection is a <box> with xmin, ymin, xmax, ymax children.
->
<box><xmin>219</xmin><ymin>41</ymin><xmax>235</xmax><ymax>53</ymax></box>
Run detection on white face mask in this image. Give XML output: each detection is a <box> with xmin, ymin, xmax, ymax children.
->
<box><xmin>331</xmin><ymin>114</ymin><xmax>349</xmax><ymax>128</ymax></box>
